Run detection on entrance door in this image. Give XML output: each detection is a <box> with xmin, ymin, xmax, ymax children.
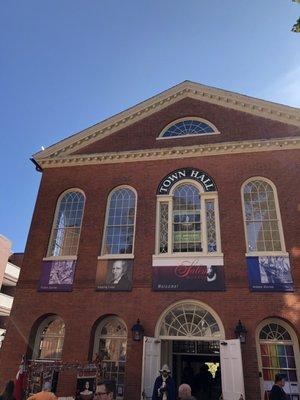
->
<box><xmin>220</xmin><ymin>339</ymin><xmax>245</xmax><ymax>400</ymax></box>
<box><xmin>141</xmin><ymin>337</ymin><xmax>161</xmax><ymax>400</ymax></box>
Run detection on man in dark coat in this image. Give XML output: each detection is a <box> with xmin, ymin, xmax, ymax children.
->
<box><xmin>152</xmin><ymin>365</ymin><xmax>176</xmax><ymax>400</ymax></box>
<box><xmin>269</xmin><ymin>374</ymin><xmax>287</xmax><ymax>400</ymax></box>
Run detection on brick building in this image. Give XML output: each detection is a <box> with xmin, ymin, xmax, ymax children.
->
<box><xmin>0</xmin><ymin>81</ymin><xmax>300</xmax><ymax>400</ymax></box>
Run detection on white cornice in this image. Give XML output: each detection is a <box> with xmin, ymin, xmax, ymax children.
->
<box><xmin>38</xmin><ymin>136</ymin><xmax>300</xmax><ymax>169</ymax></box>
<box><xmin>33</xmin><ymin>81</ymin><xmax>300</xmax><ymax>163</ymax></box>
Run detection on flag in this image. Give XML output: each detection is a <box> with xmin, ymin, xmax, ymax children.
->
<box><xmin>14</xmin><ymin>355</ymin><xmax>26</xmax><ymax>400</ymax></box>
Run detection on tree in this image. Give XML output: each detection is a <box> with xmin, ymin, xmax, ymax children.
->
<box><xmin>292</xmin><ymin>0</ymin><xmax>300</xmax><ymax>32</ymax></box>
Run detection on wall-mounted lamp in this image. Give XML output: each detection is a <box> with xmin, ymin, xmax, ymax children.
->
<box><xmin>234</xmin><ymin>320</ymin><xmax>247</xmax><ymax>344</ymax></box>
<box><xmin>131</xmin><ymin>319</ymin><xmax>144</xmax><ymax>341</ymax></box>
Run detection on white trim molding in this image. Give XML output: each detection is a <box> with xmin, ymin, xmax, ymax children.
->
<box><xmin>35</xmin><ymin>136</ymin><xmax>300</xmax><ymax>169</ymax></box>
<box><xmin>32</xmin><ymin>81</ymin><xmax>300</xmax><ymax>164</ymax></box>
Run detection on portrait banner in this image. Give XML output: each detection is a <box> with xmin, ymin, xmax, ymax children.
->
<box><xmin>96</xmin><ymin>259</ymin><xmax>133</xmax><ymax>291</ymax></box>
<box><xmin>152</xmin><ymin>265</ymin><xmax>225</xmax><ymax>291</ymax></box>
<box><xmin>38</xmin><ymin>260</ymin><xmax>76</xmax><ymax>292</ymax></box>
<box><xmin>247</xmin><ymin>256</ymin><xmax>294</xmax><ymax>292</ymax></box>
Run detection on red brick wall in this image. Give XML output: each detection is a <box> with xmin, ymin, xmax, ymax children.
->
<box><xmin>73</xmin><ymin>98</ymin><xmax>300</xmax><ymax>155</ymax></box>
<box><xmin>1</xmin><ymin>149</ymin><xmax>300</xmax><ymax>399</ymax></box>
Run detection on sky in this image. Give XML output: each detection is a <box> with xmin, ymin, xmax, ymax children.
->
<box><xmin>0</xmin><ymin>0</ymin><xmax>299</xmax><ymax>252</ymax></box>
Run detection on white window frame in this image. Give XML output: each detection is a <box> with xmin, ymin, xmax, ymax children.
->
<box><xmin>155</xmin><ymin>299</ymin><xmax>225</xmax><ymax>340</ymax></box>
<box><xmin>241</xmin><ymin>177</ymin><xmax>287</xmax><ymax>257</ymax></box>
<box><xmin>99</xmin><ymin>185</ymin><xmax>137</xmax><ymax>259</ymax></box>
<box><xmin>45</xmin><ymin>188</ymin><xmax>86</xmax><ymax>260</ymax></box>
<box><xmin>157</xmin><ymin>117</ymin><xmax>220</xmax><ymax>140</ymax></box>
<box><xmin>32</xmin><ymin>315</ymin><xmax>65</xmax><ymax>360</ymax></box>
<box><xmin>155</xmin><ymin>179</ymin><xmax>222</xmax><ymax>257</ymax></box>
<box><xmin>255</xmin><ymin>318</ymin><xmax>300</xmax><ymax>399</ymax></box>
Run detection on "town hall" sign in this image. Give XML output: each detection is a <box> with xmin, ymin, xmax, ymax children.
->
<box><xmin>157</xmin><ymin>168</ymin><xmax>217</xmax><ymax>194</ymax></box>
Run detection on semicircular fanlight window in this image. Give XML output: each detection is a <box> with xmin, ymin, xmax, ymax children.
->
<box><xmin>162</xmin><ymin>120</ymin><xmax>216</xmax><ymax>138</ymax></box>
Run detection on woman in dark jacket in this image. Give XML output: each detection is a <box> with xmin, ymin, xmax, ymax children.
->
<box><xmin>0</xmin><ymin>381</ymin><xmax>15</xmax><ymax>400</ymax></box>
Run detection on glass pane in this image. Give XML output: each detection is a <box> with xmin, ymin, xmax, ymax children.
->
<box><xmin>49</xmin><ymin>192</ymin><xmax>85</xmax><ymax>256</ymax></box>
<box><xmin>243</xmin><ymin>180</ymin><xmax>282</xmax><ymax>252</ymax></box>
<box><xmin>103</xmin><ymin>189</ymin><xmax>136</xmax><ymax>255</ymax></box>
<box><xmin>162</xmin><ymin>120</ymin><xmax>215</xmax><ymax>138</ymax></box>
<box><xmin>205</xmin><ymin>200</ymin><xmax>217</xmax><ymax>252</ymax></box>
<box><xmin>172</xmin><ymin>184</ymin><xmax>201</xmax><ymax>253</ymax></box>
<box><xmin>159</xmin><ymin>203</ymin><xmax>169</xmax><ymax>253</ymax></box>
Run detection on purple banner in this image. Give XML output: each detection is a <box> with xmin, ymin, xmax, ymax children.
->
<box><xmin>152</xmin><ymin>265</ymin><xmax>225</xmax><ymax>291</ymax></box>
<box><xmin>38</xmin><ymin>260</ymin><xmax>76</xmax><ymax>292</ymax></box>
<box><xmin>247</xmin><ymin>256</ymin><xmax>294</xmax><ymax>292</ymax></box>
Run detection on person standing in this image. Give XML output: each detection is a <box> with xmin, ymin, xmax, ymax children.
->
<box><xmin>152</xmin><ymin>365</ymin><xmax>176</xmax><ymax>400</ymax></box>
<box><xmin>27</xmin><ymin>382</ymin><xmax>57</xmax><ymax>400</ymax></box>
<box><xmin>0</xmin><ymin>381</ymin><xmax>15</xmax><ymax>400</ymax></box>
<box><xmin>269</xmin><ymin>374</ymin><xmax>287</xmax><ymax>400</ymax></box>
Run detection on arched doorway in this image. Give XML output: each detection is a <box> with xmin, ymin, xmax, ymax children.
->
<box><xmin>142</xmin><ymin>301</ymin><xmax>244</xmax><ymax>400</ymax></box>
<box><xmin>256</xmin><ymin>318</ymin><xmax>300</xmax><ymax>399</ymax></box>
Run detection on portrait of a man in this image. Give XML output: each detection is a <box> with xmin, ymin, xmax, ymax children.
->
<box><xmin>96</xmin><ymin>259</ymin><xmax>133</xmax><ymax>291</ymax></box>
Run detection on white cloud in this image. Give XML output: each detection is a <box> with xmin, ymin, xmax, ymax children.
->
<box><xmin>260</xmin><ymin>66</ymin><xmax>300</xmax><ymax>108</ymax></box>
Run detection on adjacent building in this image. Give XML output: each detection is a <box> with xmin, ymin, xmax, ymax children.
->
<box><xmin>0</xmin><ymin>81</ymin><xmax>300</xmax><ymax>400</ymax></box>
<box><xmin>0</xmin><ymin>235</ymin><xmax>21</xmax><ymax>348</ymax></box>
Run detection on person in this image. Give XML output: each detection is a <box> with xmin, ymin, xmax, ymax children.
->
<box><xmin>94</xmin><ymin>381</ymin><xmax>115</xmax><ymax>400</ymax></box>
<box><xmin>107</xmin><ymin>260</ymin><xmax>131</xmax><ymax>290</ymax></box>
<box><xmin>27</xmin><ymin>382</ymin><xmax>57</xmax><ymax>400</ymax></box>
<box><xmin>269</xmin><ymin>373</ymin><xmax>287</xmax><ymax>400</ymax></box>
<box><xmin>152</xmin><ymin>365</ymin><xmax>176</xmax><ymax>400</ymax></box>
<box><xmin>0</xmin><ymin>381</ymin><xmax>15</xmax><ymax>400</ymax></box>
<box><xmin>177</xmin><ymin>384</ymin><xmax>196</xmax><ymax>400</ymax></box>
<box><xmin>193</xmin><ymin>364</ymin><xmax>213</xmax><ymax>400</ymax></box>
<box><xmin>181</xmin><ymin>362</ymin><xmax>194</xmax><ymax>388</ymax></box>
<box><xmin>80</xmin><ymin>381</ymin><xmax>93</xmax><ymax>399</ymax></box>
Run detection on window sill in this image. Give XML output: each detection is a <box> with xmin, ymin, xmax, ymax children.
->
<box><xmin>43</xmin><ymin>256</ymin><xmax>78</xmax><ymax>261</ymax></box>
<box><xmin>245</xmin><ymin>251</ymin><xmax>289</xmax><ymax>257</ymax></box>
<box><xmin>153</xmin><ymin>253</ymin><xmax>224</xmax><ymax>266</ymax></box>
<box><xmin>98</xmin><ymin>254</ymin><xmax>135</xmax><ymax>260</ymax></box>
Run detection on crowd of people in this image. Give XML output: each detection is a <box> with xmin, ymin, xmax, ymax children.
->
<box><xmin>0</xmin><ymin>371</ymin><xmax>288</xmax><ymax>400</ymax></box>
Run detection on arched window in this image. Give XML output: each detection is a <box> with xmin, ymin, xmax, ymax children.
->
<box><xmin>158</xmin><ymin>118</ymin><xmax>219</xmax><ymax>139</ymax></box>
<box><xmin>156</xmin><ymin>301</ymin><xmax>224</xmax><ymax>340</ymax></box>
<box><xmin>102</xmin><ymin>187</ymin><xmax>137</xmax><ymax>255</ymax></box>
<box><xmin>257</xmin><ymin>319</ymin><xmax>300</xmax><ymax>398</ymax></box>
<box><xmin>47</xmin><ymin>190</ymin><xmax>85</xmax><ymax>257</ymax></box>
<box><xmin>156</xmin><ymin>182</ymin><xmax>221</xmax><ymax>255</ymax></box>
<box><xmin>93</xmin><ymin>317</ymin><xmax>127</xmax><ymax>399</ymax></box>
<box><xmin>242</xmin><ymin>178</ymin><xmax>285</xmax><ymax>253</ymax></box>
<box><xmin>33</xmin><ymin>316</ymin><xmax>65</xmax><ymax>360</ymax></box>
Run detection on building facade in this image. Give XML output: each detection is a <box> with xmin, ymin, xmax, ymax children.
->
<box><xmin>0</xmin><ymin>235</ymin><xmax>22</xmax><ymax>347</ymax></box>
<box><xmin>0</xmin><ymin>81</ymin><xmax>300</xmax><ymax>400</ymax></box>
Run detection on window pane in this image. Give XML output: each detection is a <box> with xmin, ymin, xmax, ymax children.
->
<box><xmin>162</xmin><ymin>120</ymin><xmax>215</xmax><ymax>138</ymax></box>
<box><xmin>103</xmin><ymin>188</ymin><xmax>136</xmax><ymax>255</ymax></box>
<box><xmin>205</xmin><ymin>200</ymin><xmax>217</xmax><ymax>252</ymax></box>
<box><xmin>159</xmin><ymin>202</ymin><xmax>169</xmax><ymax>253</ymax></box>
<box><xmin>48</xmin><ymin>191</ymin><xmax>85</xmax><ymax>256</ymax></box>
<box><xmin>38</xmin><ymin>318</ymin><xmax>65</xmax><ymax>360</ymax></box>
<box><xmin>243</xmin><ymin>180</ymin><xmax>282</xmax><ymax>252</ymax></box>
<box><xmin>173</xmin><ymin>184</ymin><xmax>201</xmax><ymax>253</ymax></box>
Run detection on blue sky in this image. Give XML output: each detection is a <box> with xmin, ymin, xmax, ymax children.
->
<box><xmin>0</xmin><ymin>0</ymin><xmax>299</xmax><ymax>252</ymax></box>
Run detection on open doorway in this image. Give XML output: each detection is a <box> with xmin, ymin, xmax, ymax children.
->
<box><xmin>172</xmin><ymin>340</ymin><xmax>221</xmax><ymax>400</ymax></box>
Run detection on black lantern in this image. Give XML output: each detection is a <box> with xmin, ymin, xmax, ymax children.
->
<box><xmin>131</xmin><ymin>319</ymin><xmax>144</xmax><ymax>341</ymax></box>
<box><xmin>235</xmin><ymin>320</ymin><xmax>247</xmax><ymax>344</ymax></box>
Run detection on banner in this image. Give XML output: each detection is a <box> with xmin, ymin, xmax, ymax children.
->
<box><xmin>38</xmin><ymin>260</ymin><xmax>76</xmax><ymax>292</ymax></box>
<box><xmin>152</xmin><ymin>265</ymin><xmax>225</xmax><ymax>291</ymax></box>
<box><xmin>247</xmin><ymin>256</ymin><xmax>293</xmax><ymax>292</ymax></box>
<box><xmin>96</xmin><ymin>259</ymin><xmax>133</xmax><ymax>291</ymax></box>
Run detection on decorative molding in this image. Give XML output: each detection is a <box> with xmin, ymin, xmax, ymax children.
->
<box><xmin>33</xmin><ymin>81</ymin><xmax>300</xmax><ymax>163</ymax></box>
<box><xmin>37</xmin><ymin>136</ymin><xmax>300</xmax><ymax>168</ymax></box>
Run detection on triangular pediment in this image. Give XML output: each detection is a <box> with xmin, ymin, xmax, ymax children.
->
<box><xmin>32</xmin><ymin>81</ymin><xmax>300</xmax><ymax>169</ymax></box>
